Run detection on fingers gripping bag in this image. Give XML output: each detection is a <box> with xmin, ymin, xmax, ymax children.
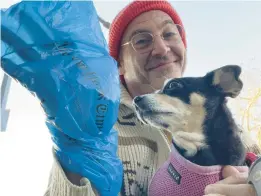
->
<box><xmin>1</xmin><ymin>1</ymin><xmax>123</xmax><ymax>195</ymax></box>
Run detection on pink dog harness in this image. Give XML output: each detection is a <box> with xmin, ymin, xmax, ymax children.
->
<box><xmin>148</xmin><ymin>145</ymin><xmax>249</xmax><ymax>196</ymax></box>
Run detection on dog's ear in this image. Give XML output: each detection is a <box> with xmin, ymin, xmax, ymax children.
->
<box><xmin>205</xmin><ymin>65</ymin><xmax>243</xmax><ymax>98</ymax></box>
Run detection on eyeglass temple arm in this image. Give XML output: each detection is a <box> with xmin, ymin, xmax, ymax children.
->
<box><xmin>121</xmin><ymin>41</ymin><xmax>131</xmax><ymax>46</ymax></box>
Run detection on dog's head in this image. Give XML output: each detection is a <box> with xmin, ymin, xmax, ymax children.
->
<box><xmin>133</xmin><ymin>65</ymin><xmax>243</xmax><ymax>157</ymax></box>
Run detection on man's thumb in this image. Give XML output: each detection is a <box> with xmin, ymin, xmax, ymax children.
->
<box><xmin>222</xmin><ymin>166</ymin><xmax>240</xmax><ymax>179</ymax></box>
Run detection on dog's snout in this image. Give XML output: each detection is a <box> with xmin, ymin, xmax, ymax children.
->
<box><xmin>134</xmin><ymin>96</ymin><xmax>143</xmax><ymax>103</ymax></box>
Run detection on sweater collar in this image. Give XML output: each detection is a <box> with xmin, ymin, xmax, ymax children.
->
<box><xmin>120</xmin><ymin>83</ymin><xmax>135</xmax><ymax>110</ymax></box>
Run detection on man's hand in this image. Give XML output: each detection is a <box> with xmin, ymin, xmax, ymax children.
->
<box><xmin>204</xmin><ymin>166</ymin><xmax>256</xmax><ymax>196</ymax></box>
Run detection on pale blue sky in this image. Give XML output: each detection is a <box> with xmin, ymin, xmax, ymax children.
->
<box><xmin>0</xmin><ymin>1</ymin><xmax>261</xmax><ymax>196</ymax></box>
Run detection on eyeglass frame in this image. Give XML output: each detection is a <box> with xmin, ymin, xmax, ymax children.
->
<box><xmin>121</xmin><ymin>24</ymin><xmax>184</xmax><ymax>52</ymax></box>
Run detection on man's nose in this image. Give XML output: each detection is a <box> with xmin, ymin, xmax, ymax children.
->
<box><xmin>151</xmin><ymin>36</ymin><xmax>170</xmax><ymax>57</ymax></box>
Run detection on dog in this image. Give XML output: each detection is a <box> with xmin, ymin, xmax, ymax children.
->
<box><xmin>133</xmin><ymin>65</ymin><xmax>249</xmax><ymax>196</ymax></box>
<box><xmin>133</xmin><ymin>65</ymin><xmax>246</xmax><ymax>166</ymax></box>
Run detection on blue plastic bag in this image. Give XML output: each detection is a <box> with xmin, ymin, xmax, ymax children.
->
<box><xmin>1</xmin><ymin>1</ymin><xmax>123</xmax><ymax>195</ymax></box>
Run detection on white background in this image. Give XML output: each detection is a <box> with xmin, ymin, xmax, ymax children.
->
<box><xmin>1</xmin><ymin>1</ymin><xmax>261</xmax><ymax>196</ymax></box>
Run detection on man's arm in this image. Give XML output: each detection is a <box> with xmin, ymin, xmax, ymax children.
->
<box><xmin>204</xmin><ymin>156</ymin><xmax>261</xmax><ymax>196</ymax></box>
<box><xmin>44</xmin><ymin>152</ymin><xmax>96</xmax><ymax>196</ymax></box>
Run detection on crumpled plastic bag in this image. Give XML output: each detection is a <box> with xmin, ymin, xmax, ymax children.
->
<box><xmin>1</xmin><ymin>1</ymin><xmax>123</xmax><ymax>195</ymax></box>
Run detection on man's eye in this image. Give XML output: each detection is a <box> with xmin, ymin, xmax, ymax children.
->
<box><xmin>163</xmin><ymin>32</ymin><xmax>176</xmax><ymax>39</ymax></box>
<box><xmin>135</xmin><ymin>39</ymin><xmax>151</xmax><ymax>45</ymax></box>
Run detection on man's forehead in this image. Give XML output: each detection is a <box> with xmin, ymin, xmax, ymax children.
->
<box><xmin>122</xmin><ymin>10</ymin><xmax>173</xmax><ymax>42</ymax></box>
<box><xmin>131</xmin><ymin>10</ymin><xmax>172</xmax><ymax>25</ymax></box>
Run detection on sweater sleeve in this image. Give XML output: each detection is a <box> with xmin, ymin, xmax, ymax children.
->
<box><xmin>44</xmin><ymin>151</ymin><xmax>97</xmax><ymax>196</ymax></box>
<box><xmin>241</xmin><ymin>128</ymin><xmax>261</xmax><ymax>155</ymax></box>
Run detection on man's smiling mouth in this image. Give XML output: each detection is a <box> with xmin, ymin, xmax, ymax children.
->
<box><xmin>147</xmin><ymin>61</ymin><xmax>179</xmax><ymax>71</ymax></box>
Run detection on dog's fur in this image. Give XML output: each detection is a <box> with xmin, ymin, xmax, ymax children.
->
<box><xmin>133</xmin><ymin>65</ymin><xmax>246</xmax><ymax>166</ymax></box>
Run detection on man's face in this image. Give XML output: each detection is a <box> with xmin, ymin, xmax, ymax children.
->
<box><xmin>120</xmin><ymin>10</ymin><xmax>186</xmax><ymax>95</ymax></box>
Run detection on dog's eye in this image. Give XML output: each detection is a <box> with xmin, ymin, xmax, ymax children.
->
<box><xmin>166</xmin><ymin>81</ymin><xmax>183</xmax><ymax>90</ymax></box>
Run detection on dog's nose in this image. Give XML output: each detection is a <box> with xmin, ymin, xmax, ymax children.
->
<box><xmin>134</xmin><ymin>96</ymin><xmax>143</xmax><ymax>103</ymax></box>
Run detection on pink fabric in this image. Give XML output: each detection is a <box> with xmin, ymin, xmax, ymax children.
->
<box><xmin>149</xmin><ymin>145</ymin><xmax>248</xmax><ymax>196</ymax></box>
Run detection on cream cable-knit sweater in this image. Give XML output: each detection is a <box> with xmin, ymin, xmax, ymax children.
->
<box><xmin>44</xmin><ymin>84</ymin><xmax>261</xmax><ymax>196</ymax></box>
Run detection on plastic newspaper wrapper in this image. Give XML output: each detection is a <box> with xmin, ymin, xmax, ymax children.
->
<box><xmin>1</xmin><ymin>1</ymin><xmax>123</xmax><ymax>195</ymax></box>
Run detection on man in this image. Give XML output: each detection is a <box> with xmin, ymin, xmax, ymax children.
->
<box><xmin>204</xmin><ymin>165</ymin><xmax>260</xmax><ymax>196</ymax></box>
<box><xmin>45</xmin><ymin>1</ymin><xmax>260</xmax><ymax>196</ymax></box>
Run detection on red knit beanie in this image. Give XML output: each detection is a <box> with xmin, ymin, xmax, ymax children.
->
<box><xmin>109</xmin><ymin>0</ymin><xmax>187</xmax><ymax>61</ymax></box>
<box><xmin>108</xmin><ymin>0</ymin><xmax>187</xmax><ymax>83</ymax></box>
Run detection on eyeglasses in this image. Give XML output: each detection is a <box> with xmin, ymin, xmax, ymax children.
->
<box><xmin>121</xmin><ymin>24</ymin><xmax>184</xmax><ymax>53</ymax></box>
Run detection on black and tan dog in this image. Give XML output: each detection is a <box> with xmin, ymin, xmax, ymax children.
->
<box><xmin>133</xmin><ymin>65</ymin><xmax>246</xmax><ymax>166</ymax></box>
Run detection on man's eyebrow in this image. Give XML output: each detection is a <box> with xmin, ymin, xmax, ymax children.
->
<box><xmin>128</xmin><ymin>19</ymin><xmax>175</xmax><ymax>40</ymax></box>
<box><xmin>161</xmin><ymin>19</ymin><xmax>175</xmax><ymax>28</ymax></box>
<box><xmin>129</xmin><ymin>29</ymin><xmax>150</xmax><ymax>40</ymax></box>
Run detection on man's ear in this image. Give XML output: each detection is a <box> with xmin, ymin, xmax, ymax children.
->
<box><xmin>206</xmin><ymin>65</ymin><xmax>243</xmax><ymax>98</ymax></box>
<box><xmin>119</xmin><ymin>63</ymin><xmax>125</xmax><ymax>75</ymax></box>
<box><xmin>118</xmin><ymin>50</ymin><xmax>126</xmax><ymax>75</ymax></box>
<box><xmin>118</xmin><ymin>57</ymin><xmax>126</xmax><ymax>76</ymax></box>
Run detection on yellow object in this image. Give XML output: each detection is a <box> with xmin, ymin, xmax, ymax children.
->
<box><xmin>229</xmin><ymin>60</ymin><xmax>261</xmax><ymax>148</ymax></box>
<box><xmin>240</xmin><ymin>88</ymin><xmax>261</xmax><ymax>146</ymax></box>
